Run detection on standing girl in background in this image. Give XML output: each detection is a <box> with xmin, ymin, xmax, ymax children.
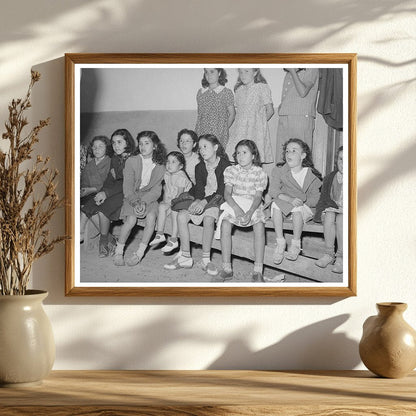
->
<box><xmin>314</xmin><ymin>146</ymin><xmax>343</xmax><ymax>273</ymax></box>
<box><xmin>165</xmin><ymin>134</ymin><xmax>230</xmax><ymax>277</ymax></box>
<box><xmin>226</xmin><ymin>68</ymin><xmax>274</xmax><ymax>164</ymax></box>
<box><xmin>216</xmin><ymin>140</ymin><xmax>268</xmax><ymax>282</ymax></box>
<box><xmin>195</xmin><ymin>68</ymin><xmax>235</xmax><ymax>148</ymax></box>
<box><xmin>177</xmin><ymin>128</ymin><xmax>200</xmax><ymax>184</ymax></box>
<box><xmin>113</xmin><ymin>131</ymin><xmax>166</xmax><ymax>266</ymax></box>
<box><xmin>149</xmin><ymin>151</ymin><xmax>192</xmax><ymax>253</ymax></box>
<box><xmin>81</xmin><ymin>129</ymin><xmax>136</xmax><ymax>257</ymax></box>
<box><xmin>79</xmin><ymin>135</ymin><xmax>112</xmax><ymax>243</ymax></box>
<box><xmin>268</xmin><ymin>138</ymin><xmax>321</xmax><ymax>263</ymax></box>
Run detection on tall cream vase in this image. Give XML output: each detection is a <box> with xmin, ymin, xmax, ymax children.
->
<box><xmin>0</xmin><ymin>290</ymin><xmax>55</xmax><ymax>386</ymax></box>
<box><xmin>0</xmin><ymin>72</ymin><xmax>64</xmax><ymax>386</ymax></box>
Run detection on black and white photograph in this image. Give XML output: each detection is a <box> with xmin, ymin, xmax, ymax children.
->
<box><xmin>65</xmin><ymin>54</ymin><xmax>356</xmax><ymax>296</ymax></box>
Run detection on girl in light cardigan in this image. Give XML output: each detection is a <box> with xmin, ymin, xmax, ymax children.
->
<box><xmin>113</xmin><ymin>131</ymin><xmax>166</xmax><ymax>267</ymax></box>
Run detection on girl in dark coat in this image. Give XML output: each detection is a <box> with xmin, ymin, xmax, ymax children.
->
<box><xmin>314</xmin><ymin>146</ymin><xmax>343</xmax><ymax>274</ymax></box>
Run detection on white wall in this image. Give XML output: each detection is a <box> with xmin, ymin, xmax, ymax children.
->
<box><xmin>80</xmin><ymin>67</ymin><xmax>284</xmax><ymax>112</ymax></box>
<box><xmin>1</xmin><ymin>0</ymin><xmax>415</xmax><ymax>370</ymax></box>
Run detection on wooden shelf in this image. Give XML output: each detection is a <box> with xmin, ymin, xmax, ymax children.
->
<box><xmin>1</xmin><ymin>370</ymin><xmax>415</xmax><ymax>415</ymax></box>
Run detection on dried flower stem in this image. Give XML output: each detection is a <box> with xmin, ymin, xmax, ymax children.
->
<box><xmin>0</xmin><ymin>71</ymin><xmax>66</xmax><ymax>295</ymax></box>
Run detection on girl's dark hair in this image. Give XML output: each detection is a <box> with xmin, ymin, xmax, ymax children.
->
<box><xmin>111</xmin><ymin>129</ymin><xmax>136</xmax><ymax>154</ymax></box>
<box><xmin>278</xmin><ymin>138</ymin><xmax>322</xmax><ymax>180</ymax></box>
<box><xmin>167</xmin><ymin>151</ymin><xmax>192</xmax><ymax>183</ymax></box>
<box><xmin>233</xmin><ymin>139</ymin><xmax>261</xmax><ymax>167</ymax></box>
<box><xmin>177</xmin><ymin>129</ymin><xmax>198</xmax><ymax>151</ymax></box>
<box><xmin>198</xmin><ymin>134</ymin><xmax>228</xmax><ymax>161</ymax></box>
<box><xmin>234</xmin><ymin>68</ymin><xmax>268</xmax><ymax>91</ymax></box>
<box><xmin>88</xmin><ymin>135</ymin><xmax>113</xmax><ymax>158</ymax></box>
<box><xmin>201</xmin><ymin>68</ymin><xmax>228</xmax><ymax>88</ymax></box>
<box><xmin>134</xmin><ymin>130</ymin><xmax>166</xmax><ymax>165</ymax></box>
<box><xmin>167</xmin><ymin>150</ymin><xmax>186</xmax><ymax>170</ymax></box>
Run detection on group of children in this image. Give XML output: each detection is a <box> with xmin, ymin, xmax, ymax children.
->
<box><xmin>80</xmin><ymin>67</ymin><xmax>344</xmax><ymax>282</ymax></box>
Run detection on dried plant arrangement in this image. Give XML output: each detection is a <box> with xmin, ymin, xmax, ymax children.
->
<box><xmin>0</xmin><ymin>71</ymin><xmax>66</xmax><ymax>295</ymax></box>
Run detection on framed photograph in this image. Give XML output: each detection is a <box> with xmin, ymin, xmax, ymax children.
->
<box><xmin>65</xmin><ymin>53</ymin><xmax>356</xmax><ymax>297</ymax></box>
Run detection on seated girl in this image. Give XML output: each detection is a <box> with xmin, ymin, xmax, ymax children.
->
<box><xmin>314</xmin><ymin>146</ymin><xmax>343</xmax><ymax>274</ymax></box>
<box><xmin>81</xmin><ymin>129</ymin><xmax>136</xmax><ymax>257</ymax></box>
<box><xmin>149</xmin><ymin>151</ymin><xmax>192</xmax><ymax>253</ymax></box>
<box><xmin>113</xmin><ymin>131</ymin><xmax>166</xmax><ymax>266</ymax></box>
<box><xmin>269</xmin><ymin>138</ymin><xmax>321</xmax><ymax>263</ymax></box>
<box><xmin>164</xmin><ymin>134</ymin><xmax>230</xmax><ymax>276</ymax></box>
<box><xmin>216</xmin><ymin>139</ymin><xmax>268</xmax><ymax>282</ymax></box>
<box><xmin>79</xmin><ymin>135</ymin><xmax>113</xmax><ymax>243</ymax></box>
<box><xmin>177</xmin><ymin>128</ymin><xmax>200</xmax><ymax>185</ymax></box>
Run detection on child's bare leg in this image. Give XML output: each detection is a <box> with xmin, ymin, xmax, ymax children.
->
<box><xmin>170</xmin><ymin>211</ymin><xmax>178</xmax><ymax>239</ymax></box>
<box><xmin>323</xmin><ymin>211</ymin><xmax>336</xmax><ymax>252</ymax></box>
<box><xmin>150</xmin><ymin>204</ymin><xmax>167</xmax><ymax>246</ymax></box>
<box><xmin>97</xmin><ymin>212</ymin><xmax>112</xmax><ymax>257</ymax></box>
<box><xmin>156</xmin><ymin>203</ymin><xmax>168</xmax><ymax>233</ymax></box>
<box><xmin>161</xmin><ymin>211</ymin><xmax>179</xmax><ymax>253</ymax></box>
<box><xmin>118</xmin><ymin>216</ymin><xmax>137</xmax><ymax>244</ymax></box>
<box><xmin>125</xmin><ymin>210</ymin><xmax>157</xmax><ymax>266</ymax></box>
<box><xmin>332</xmin><ymin>213</ymin><xmax>343</xmax><ymax>273</ymax></box>
<box><xmin>272</xmin><ymin>207</ymin><xmax>286</xmax><ymax>264</ymax></box>
<box><xmin>286</xmin><ymin>211</ymin><xmax>302</xmax><ymax>261</ymax></box>
<box><xmin>113</xmin><ymin>215</ymin><xmax>136</xmax><ymax>265</ymax></box>
<box><xmin>335</xmin><ymin>213</ymin><xmax>343</xmax><ymax>253</ymax></box>
<box><xmin>316</xmin><ymin>211</ymin><xmax>336</xmax><ymax>268</ymax></box>
<box><xmin>213</xmin><ymin>219</ymin><xmax>233</xmax><ymax>281</ymax></box>
<box><xmin>202</xmin><ymin>216</ymin><xmax>215</xmax><ymax>256</ymax></box>
<box><xmin>164</xmin><ymin>210</ymin><xmax>193</xmax><ymax>269</ymax></box>
<box><xmin>80</xmin><ymin>212</ymin><xmax>88</xmax><ymax>236</ymax></box>
<box><xmin>253</xmin><ymin>221</ymin><xmax>265</xmax><ymax>278</ymax></box>
<box><xmin>98</xmin><ymin>211</ymin><xmax>111</xmax><ymax>235</ymax></box>
<box><xmin>220</xmin><ymin>219</ymin><xmax>232</xmax><ymax>266</ymax></box>
<box><xmin>177</xmin><ymin>210</ymin><xmax>190</xmax><ymax>253</ymax></box>
<box><xmin>292</xmin><ymin>211</ymin><xmax>303</xmax><ymax>241</ymax></box>
<box><xmin>201</xmin><ymin>215</ymin><xmax>218</xmax><ymax>276</ymax></box>
<box><xmin>272</xmin><ymin>208</ymin><xmax>284</xmax><ymax>239</ymax></box>
<box><xmin>141</xmin><ymin>210</ymin><xmax>157</xmax><ymax>246</ymax></box>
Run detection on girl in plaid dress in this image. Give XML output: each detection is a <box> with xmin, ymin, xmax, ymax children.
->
<box><xmin>216</xmin><ymin>140</ymin><xmax>268</xmax><ymax>282</ymax></box>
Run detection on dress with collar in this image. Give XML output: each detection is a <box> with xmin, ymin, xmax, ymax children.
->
<box><xmin>195</xmin><ymin>85</ymin><xmax>234</xmax><ymax>147</ymax></box>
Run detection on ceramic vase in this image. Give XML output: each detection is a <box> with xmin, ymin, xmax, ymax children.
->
<box><xmin>359</xmin><ymin>302</ymin><xmax>416</xmax><ymax>378</ymax></box>
<box><xmin>0</xmin><ymin>290</ymin><xmax>55</xmax><ymax>387</ymax></box>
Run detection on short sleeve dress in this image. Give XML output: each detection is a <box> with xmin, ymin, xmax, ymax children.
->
<box><xmin>226</xmin><ymin>83</ymin><xmax>274</xmax><ymax>164</ymax></box>
<box><xmin>221</xmin><ymin>164</ymin><xmax>268</xmax><ymax>226</ymax></box>
<box><xmin>195</xmin><ymin>86</ymin><xmax>234</xmax><ymax>147</ymax></box>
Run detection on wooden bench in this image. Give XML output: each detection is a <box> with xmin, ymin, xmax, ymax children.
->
<box><xmin>83</xmin><ymin>215</ymin><xmax>338</xmax><ymax>283</ymax></box>
<box><xmin>184</xmin><ymin>219</ymin><xmax>339</xmax><ymax>283</ymax></box>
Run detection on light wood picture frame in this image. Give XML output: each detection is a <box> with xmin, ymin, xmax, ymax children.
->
<box><xmin>65</xmin><ymin>53</ymin><xmax>356</xmax><ymax>296</ymax></box>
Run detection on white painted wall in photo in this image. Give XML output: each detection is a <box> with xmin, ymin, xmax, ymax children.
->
<box><xmin>80</xmin><ymin>67</ymin><xmax>285</xmax><ymax>112</ymax></box>
<box><xmin>1</xmin><ymin>0</ymin><xmax>415</xmax><ymax>371</ymax></box>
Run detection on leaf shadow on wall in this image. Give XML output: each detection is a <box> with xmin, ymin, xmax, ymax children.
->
<box><xmin>27</xmin><ymin>0</ymin><xmax>416</xmax><ymax>301</ymax></box>
<box><xmin>52</xmin><ymin>308</ymin><xmax>359</xmax><ymax>370</ymax></box>
<box><xmin>207</xmin><ymin>314</ymin><xmax>360</xmax><ymax>370</ymax></box>
<box><xmin>0</xmin><ymin>0</ymin><xmax>414</xmax><ymax>96</ymax></box>
<box><xmin>355</xmin><ymin>55</ymin><xmax>416</xmax><ymax>210</ymax></box>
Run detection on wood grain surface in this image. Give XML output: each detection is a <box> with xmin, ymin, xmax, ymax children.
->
<box><xmin>1</xmin><ymin>370</ymin><xmax>415</xmax><ymax>415</ymax></box>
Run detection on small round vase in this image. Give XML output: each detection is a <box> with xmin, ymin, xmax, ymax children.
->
<box><xmin>359</xmin><ymin>302</ymin><xmax>416</xmax><ymax>378</ymax></box>
<box><xmin>0</xmin><ymin>290</ymin><xmax>55</xmax><ymax>387</ymax></box>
